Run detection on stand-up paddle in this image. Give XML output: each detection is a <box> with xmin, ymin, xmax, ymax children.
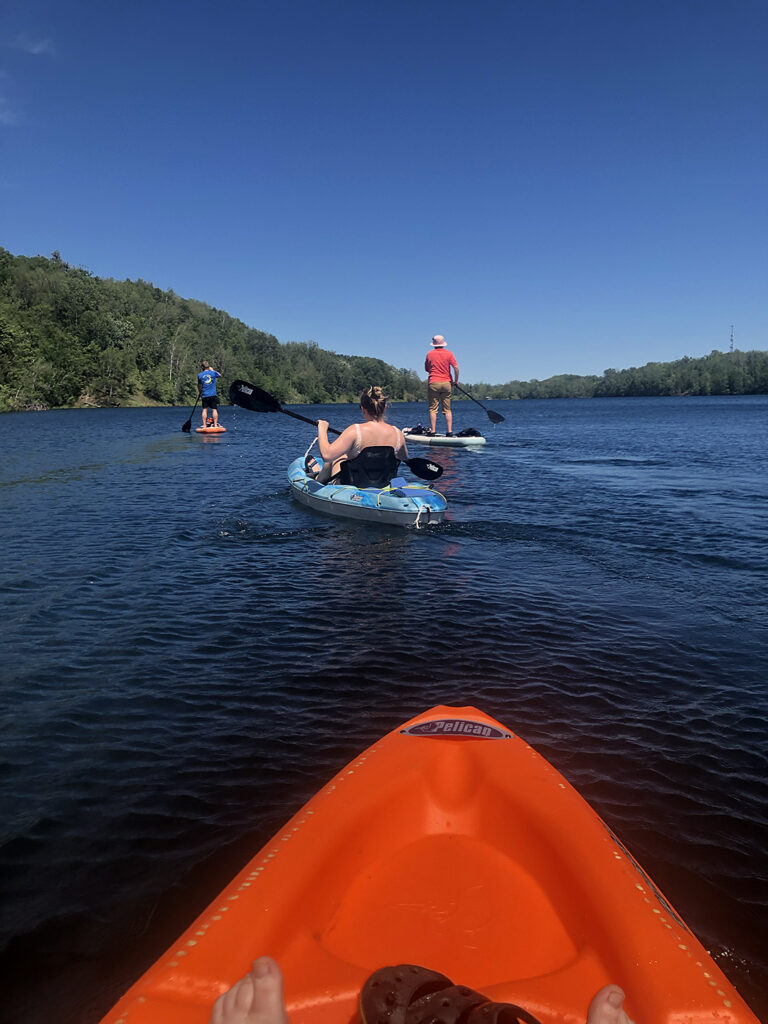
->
<box><xmin>229</xmin><ymin>380</ymin><xmax>444</xmax><ymax>482</ymax></box>
<box><xmin>181</xmin><ymin>396</ymin><xmax>200</xmax><ymax>433</ymax></box>
<box><xmin>453</xmin><ymin>383</ymin><xmax>505</xmax><ymax>424</ymax></box>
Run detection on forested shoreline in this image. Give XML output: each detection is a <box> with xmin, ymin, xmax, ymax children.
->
<box><xmin>1</xmin><ymin>248</ymin><xmax>766</xmax><ymax>411</ymax></box>
<box><xmin>478</xmin><ymin>347</ymin><xmax>768</xmax><ymax>400</ymax></box>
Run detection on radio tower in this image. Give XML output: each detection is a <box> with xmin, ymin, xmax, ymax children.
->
<box><xmin>730</xmin><ymin>325</ymin><xmax>734</xmax><ymax>352</ymax></box>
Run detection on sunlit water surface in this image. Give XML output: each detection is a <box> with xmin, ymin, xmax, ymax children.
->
<box><xmin>2</xmin><ymin>397</ymin><xmax>767</xmax><ymax>1022</ymax></box>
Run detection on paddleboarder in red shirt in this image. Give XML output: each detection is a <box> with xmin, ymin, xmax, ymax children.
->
<box><xmin>425</xmin><ymin>334</ymin><xmax>459</xmax><ymax>435</ymax></box>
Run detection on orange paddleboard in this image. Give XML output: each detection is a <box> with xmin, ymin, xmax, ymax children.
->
<box><xmin>195</xmin><ymin>425</ymin><xmax>226</xmax><ymax>433</ymax></box>
<box><xmin>100</xmin><ymin>706</ymin><xmax>759</xmax><ymax>1024</ymax></box>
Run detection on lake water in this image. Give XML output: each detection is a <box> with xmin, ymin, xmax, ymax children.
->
<box><xmin>2</xmin><ymin>396</ymin><xmax>767</xmax><ymax>1023</ymax></box>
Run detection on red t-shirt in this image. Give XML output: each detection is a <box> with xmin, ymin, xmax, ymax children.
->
<box><xmin>425</xmin><ymin>348</ymin><xmax>458</xmax><ymax>383</ymax></box>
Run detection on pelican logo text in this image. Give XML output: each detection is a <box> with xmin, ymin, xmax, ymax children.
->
<box><xmin>401</xmin><ymin>719</ymin><xmax>511</xmax><ymax>740</ymax></box>
<box><xmin>239</xmin><ymin>385</ymin><xmax>254</xmax><ymax>395</ymax></box>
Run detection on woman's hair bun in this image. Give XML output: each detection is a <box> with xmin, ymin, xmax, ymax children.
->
<box><xmin>360</xmin><ymin>384</ymin><xmax>388</xmax><ymax>419</ymax></box>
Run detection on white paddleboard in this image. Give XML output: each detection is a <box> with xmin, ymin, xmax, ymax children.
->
<box><xmin>403</xmin><ymin>431</ymin><xmax>486</xmax><ymax>447</ymax></box>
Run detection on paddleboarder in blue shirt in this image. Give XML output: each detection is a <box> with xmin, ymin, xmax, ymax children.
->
<box><xmin>198</xmin><ymin>361</ymin><xmax>222</xmax><ymax>429</ymax></box>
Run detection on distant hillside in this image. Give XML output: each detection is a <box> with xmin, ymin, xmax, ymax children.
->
<box><xmin>1</xmin><ymin>248</ymin><xmax>766</xmax><ymax>410</ymax></box>
<box><xmin>0</xmin><ymin>249</ymin><xmax>423</xmax><ymax>411</ymax></box>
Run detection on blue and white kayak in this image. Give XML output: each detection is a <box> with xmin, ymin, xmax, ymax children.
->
<box><xmin>287</xmin><ymin>457</ymin><xmax>448</xmax><ymax>526</ymax></box>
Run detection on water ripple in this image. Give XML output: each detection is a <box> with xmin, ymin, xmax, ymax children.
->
<box><xmin>1</xmin><ymin>399</ymin><xmax>767</xmax><ymax>1023</ymax></box>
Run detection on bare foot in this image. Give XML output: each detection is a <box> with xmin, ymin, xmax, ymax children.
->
<box><xmin>210</xmin><ymin>956</ymin><xmax>289</xmax><ymax>1024</ymax></box>
<box><xmin>587</xmin><ymin>985</ymin><xmax>634</xmax><ymax>1024</ymax></box>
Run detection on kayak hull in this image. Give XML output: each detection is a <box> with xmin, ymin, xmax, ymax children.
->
<box><xmin>100</xmin><ymin>706</ymin><xmax>759</xmax><ymax>1024</ymax></box>
<box><xmin>404</xmin><ymin>431</ymin><xmax>486</xmax><ymax>446</ymax></box>
<box><xmin>287</xmin><ymin>457</ymin><xmax>447</xmax><ymax>526</ymax></box>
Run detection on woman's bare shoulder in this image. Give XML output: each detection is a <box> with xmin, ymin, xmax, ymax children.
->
<box><xmin>337</xmin><ymin>422</ymin><xmax>361</xmax><ymax>437</ymax></box>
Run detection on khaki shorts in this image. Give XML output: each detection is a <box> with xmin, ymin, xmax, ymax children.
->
<box><xmin>428</xmin><ymin>381</ymin><xmax>452</xmax><ymax>413</ymax></box>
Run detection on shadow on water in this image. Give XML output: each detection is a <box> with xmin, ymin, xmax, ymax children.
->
<box><xmin>1</xmin><ymin>399</ymin><xmax>767</xmax><ymax>1022</ymax></box>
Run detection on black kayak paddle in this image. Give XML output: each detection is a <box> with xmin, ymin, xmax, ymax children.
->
<box><xmin>229</xmin><ymin>380</ymin><xmax>444</xmax><ymax>482</ymax></box>
<box><xmin>453</xmin><ymin>383</ymin><xmax>505</xmax><ymax>424</ymax></box>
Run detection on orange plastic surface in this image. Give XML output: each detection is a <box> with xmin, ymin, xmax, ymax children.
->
<box><xmin>195</xmin><ymin>425</ymin><xmax>226</xmax><ymax>433</ymax></box>
<box><xmin>100</xmin><ymin>706</ymin><xmax>759</xmax><ymax>1024</ymax></box>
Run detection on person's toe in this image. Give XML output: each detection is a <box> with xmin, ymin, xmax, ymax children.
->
<box><xmin>210</xmin><ymin>957</ymin><xmax>287</xmax><ymax>1024</ymax></box>
<box><xmin>586</xmin><ymin>984</ymin><xmax>633</xmax><ymax>1024</ymax></box>
<box><xmin>249</xmin><ymin>957</ymin><xmax>288</xmax><ymax>1023</ymax></box>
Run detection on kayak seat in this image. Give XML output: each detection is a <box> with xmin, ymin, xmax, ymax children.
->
<box><xmin>336</xmin><ymin>446</ymin><xmax>399</xmax><ymax>489</ymax></box>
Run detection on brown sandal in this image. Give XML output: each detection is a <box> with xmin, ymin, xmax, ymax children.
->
<box><xmin>467</xmin><ymin>1000</ymin><xmax>542</xmax><ymax>1024</ymax></box>
<box><xmin>359</xmin><ymin>965</ymin><xmax>453</xmax><ymax>1024</ymax></box>
<box><xmin>407</xmin><ymin>983</ymin><xmax>487</xmax><ymax>1024</ymax></box>
<box><xmin>359</xmin><ymin>965</ymin><xmax>542</xmax><ymax>1024</ymax></box>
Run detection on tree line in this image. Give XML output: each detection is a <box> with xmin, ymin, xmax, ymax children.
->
<box><xmin>1</xmin><ymin>248</ymin><xmax>766</xmax><ymax>411</ymax></box>
<box><xmin>474</xmin><ymin>348</ymin><xmax>768</xmax><ymax>400</ymax></box>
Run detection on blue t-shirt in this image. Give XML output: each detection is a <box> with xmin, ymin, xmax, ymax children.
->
<box><xmin>198</xmin><ymin>369</ymin><xmax>221</xmax><ymax>397</ymax></box>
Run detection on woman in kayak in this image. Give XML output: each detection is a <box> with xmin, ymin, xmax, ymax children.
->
<box><xmin>306</xmin><ymin>385</ymin><xmax>409</xmax><ymax>484</ymax></box>
<box><xmin>209</xmin><ymin>957</ymin><xmax>635</xmax><ymax>1024</ymax></box>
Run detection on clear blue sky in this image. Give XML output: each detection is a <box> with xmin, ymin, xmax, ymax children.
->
<box><xmin>2</xmin><ymin>0</ymin><xmax>766</xmax><ymax>384</ymax></box>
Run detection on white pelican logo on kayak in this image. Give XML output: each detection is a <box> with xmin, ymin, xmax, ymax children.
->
<box><xmin>401</xmin><ymin>719</ymin><xmax>512</xmax><ymax>739</ymax></box>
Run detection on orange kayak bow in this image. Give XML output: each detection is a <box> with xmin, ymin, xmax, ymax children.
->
<box><xmin>101</xmin><ymin>706</ymin><xmax>759</xmax><ymax>1024</ymax></box>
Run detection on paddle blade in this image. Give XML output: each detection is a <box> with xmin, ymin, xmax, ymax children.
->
<box><xmin>405</xmin><ymin>457</ymin><xmax>443</xmax><ymax>481</ymax></box>
<box><xmin>181</xmin><ymin>419</ymin><xmax>192</xmax><ymax>433</ymax></box>
<box><xmin>229</xmin><ymin>380</ymin><xmax>282</xmax><ymax>413</ymax></box>
<box><xmin>488</xmin><ymin>409</ymin><xmax>505</xmax><ymax>424</ymax></box>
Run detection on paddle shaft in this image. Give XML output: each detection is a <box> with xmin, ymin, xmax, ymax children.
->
<box><xmin>280</xmin><ymin>406</ymin><xmax>342</xmax><ymax>436</ymax></box>
<box><xmin>181</xmin><ymin>395</ymin><xmax>200</xmax><ymax>432</ymax></box>
<box><xmin>453</xmin><ymin>383</ymin><xmax>504</xmax><ymax>423</ymax></box>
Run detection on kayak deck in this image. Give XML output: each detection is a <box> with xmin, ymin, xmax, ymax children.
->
<box><xmin>100</xmin><ymin>706</ymin><xmax>759</xmax><ymax>1024</ymax></box>
<box><xmin>287</xmin><ymin>457</ymin><xmax>447</xmax><ymax>526</ymax></box>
